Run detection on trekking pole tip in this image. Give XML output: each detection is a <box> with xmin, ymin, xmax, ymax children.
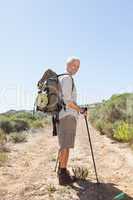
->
<box><xmin>113</xmin><ymin>192</ymin><xmax>126</xmax><ymax>200</ymax></box>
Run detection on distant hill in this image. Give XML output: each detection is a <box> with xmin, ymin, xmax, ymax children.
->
<box><xmin>1</xmin><ymin>109</ymin><xmax>32</xmax><ymax>115</ymax></box>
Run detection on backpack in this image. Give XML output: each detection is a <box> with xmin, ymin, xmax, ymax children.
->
<box><xmin>34</xmin><ymin>69</ymin><xmax>74</xmax><ymax>136</ymax></box>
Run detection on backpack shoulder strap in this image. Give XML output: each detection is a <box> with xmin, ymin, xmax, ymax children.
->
<box><xmin>57</xmin><ymin>73</ymin><xmax>74</xmax><ymax>92</ymax></box>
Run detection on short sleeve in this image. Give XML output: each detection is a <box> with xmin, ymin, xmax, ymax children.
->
<box><xmin>60</xmin><ymin>76</ymin><xmax>73</xmax><ymax>104</ymax></box>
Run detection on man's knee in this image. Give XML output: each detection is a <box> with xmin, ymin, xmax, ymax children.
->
<box><xmin>60</xmin><ymin>148</ymin><xmax>69</xmax><ymax>155</ymax></box>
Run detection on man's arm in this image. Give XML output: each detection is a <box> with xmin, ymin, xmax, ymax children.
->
<box><xmin>67</xmin><ymin>102</ymin><xmax>87</xmax><ymax>116</ymax></box>
<box><xmin>67</xmin><ymin>101</ymin><xmax>80</xmax><ymax>113</ymax></box>
<box><xmin>61</xmin><ymin>76</ymin><xmax>87</xmax><ymax>115</ymax></box>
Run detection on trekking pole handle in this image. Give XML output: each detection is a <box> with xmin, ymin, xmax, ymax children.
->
<box><xmin>80</xmin><ymin>107</ymin><xmax>88</xmax><ymax>114</ymax></box>
<box><xmin>84</xmin><ymin>107</ymin><xmax>88</xmax><ymax>111</ymax></box>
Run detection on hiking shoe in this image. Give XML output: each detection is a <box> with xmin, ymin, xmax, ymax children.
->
<box><xmin>57</xmin><ymin>167</ymin><xmax>71</xmax><ymax>177</ymax></box>
<box><xmin>57</xmin><ymin>168</ymin><xmax>77</xmax><ymax>186</ymax></box>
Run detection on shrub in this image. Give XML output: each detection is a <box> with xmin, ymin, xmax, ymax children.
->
<box><xmin>13</xmin><ymin>120</ymin><xmax>29</xmax><ymax>132</ymax></box>
<box><xmin>95</xmin><ymin>120</ymin><xmax>105</xmax><ymax>134</ymax></box>
<box><xmin>0</xmin><ymin>111</ymin><xmax>51</xmax><ymax>134</ymax></box>
<box><xmin>14</xmin><ymin>112</ymin><xmax>34</xmax><ymax>120</ymax></box>
<box><xmin>101</xmin><ymin>122</ymin><xmax>114</xmax><ymax>138</ymax></box>
<box><xmin>0</xmin><ymin>121</ymin><xmax>13</xmax><ymax>134</ymax></box>
<box><xmin>113</xmin><ymin>122</ymin><xmax>133</xmax><ymax>142</ymax></box>
<box><xmin>10</xmin><ymin>132</ymin><xmax>27</xmax><ymax>143</ymax></box>
<box><xmin>0</xmin><ymin>119</ymin><xmax>30</xmax><ymax>133</ymax></box>
<box><xmin>89</xmin><ymin>107</ymin><xmax>101</xmax><ymax>123</ymax></box>
<box><xmin>95</xmin><ymin>120</ymin><xmax>113</xmax><ymax>137</ymax></box>
<box><xmin>0</xmin><ymin>129</ymin><xmax>7</xmax><ymax>145</ymax></box>
<box><xmin>31</xmin><ymin>120</ymin><xmax>44</xmax><ymax>129</ymax></box>
<box><xmin>90</xmin><ymin>93</ymin><xmax>133</xmax><ymax>143</ymax></box>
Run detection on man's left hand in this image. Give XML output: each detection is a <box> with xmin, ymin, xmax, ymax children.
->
<box><xmin>80</xmin><ymin>107</ymin><xmax>88</xmax><ymax>116</ymax></box>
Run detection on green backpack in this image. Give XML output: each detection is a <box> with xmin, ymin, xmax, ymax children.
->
<box><xmin>34</xmin><ymin>69</ymin><xmax>74</xmax><ymax>136</ymax></box>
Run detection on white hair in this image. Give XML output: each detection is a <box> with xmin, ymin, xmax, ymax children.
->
<box><xmin>66</xmin><ymin>56</ymin><xmax>80</xmax><ymax>65</ymax></box>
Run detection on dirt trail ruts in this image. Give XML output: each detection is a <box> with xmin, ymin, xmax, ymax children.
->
<box><xmin>0</xmin><ymin>116</ymin><xmax>133</xmax><ymax>200</ymax></box>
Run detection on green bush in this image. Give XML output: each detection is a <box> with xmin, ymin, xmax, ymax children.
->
<box><xmin>95</xmin><ymin>120</ymin><xmax>113</xmax><ymax>137</ymax></box>
<box><xmin>0</xmin><ymin>129</ymin><xmax>7</xmax><ymax>145</ymax></box>
<box><xmin>90</xmin><ymin>93</ymin><xmax>133</xmax><ymax>144</ymax></box>
<box><xmin>101</xmin><ymin>122</ymin><xmax>113</xmax><ymax>138</ymax></box>
<box><xmin>0</xmin><ymin>111</ymin><xmax>51</xmax><ymax>134</ymax></box>
<box><xmin>13</xmin><ymin>120</ymin><xmax>29</xmax><ymax>132</ymax></box>
<box><xmin>31</xmin><ymin>120</ymin><xmax>44</xmax><ymax>128</ymax></box>
<box><xmin>95</xmin><ymin>120</ymin><xmax>105</xmax><ymax>134</ymax></box>
<box><xmin>10</xmin><ymin>132</ymin><xmax>27</xmax><ymax>143</ymax></box>
<box><xmin>13</xmin><ymin>112</ymin><xmax>34</xmax><ymax>120</ymax></box>
<box><xmin>113</xmin><ymin>122</ymin><xmax>133</xmax><ymax>142</ymax></box>
<box><xmin>0</xmin><ymin>119</ymin><xmax>30</xmax><ymax>134</ymax></box>
<box><xmin>0</xmin><ymin>121</ymin><xmax>13</xmax><ymax>134</ymax></box>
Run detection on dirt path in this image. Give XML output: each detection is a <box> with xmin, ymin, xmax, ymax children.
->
<box><xmin>0</xmin><ymin>116</ymin><xmax>133</xmax><ymax>200</ymax></box>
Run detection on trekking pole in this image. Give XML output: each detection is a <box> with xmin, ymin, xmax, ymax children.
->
<box><xmin>84</xmin><ymin>113</ymin><xmax>99</xmax><ymax>184</ymax></box>
<box><xmin>54</xmin><ymin>150</ymin><xmax>60</xmax><ymax>172</ymax></box>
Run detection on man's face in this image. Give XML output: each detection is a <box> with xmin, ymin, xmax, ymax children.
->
<box><xmin>67</xmin><ymin>60</ymin><xmax>80</xmax><ymax>75</ymax></box>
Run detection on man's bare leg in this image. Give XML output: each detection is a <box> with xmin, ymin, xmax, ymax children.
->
<box><xmin>58</xmin><ymin>148</ymin><xmax>76</xmax><ymax>185</ymax></box>
<box><xmin>59</xmin><ymin>148</ymin><xmax>69</xmax><ymax>169</ymax></box>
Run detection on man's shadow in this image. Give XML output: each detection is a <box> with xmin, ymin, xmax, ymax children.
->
<box><xmin>69</xmin><ymin>179</ymin><xmax>133</xmax><ymax>200</ymax></box>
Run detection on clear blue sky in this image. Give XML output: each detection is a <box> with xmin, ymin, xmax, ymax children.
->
<box><xmin>0</xmin><ymin>0</ymin><xmax>133</xmax><ymax>112</ymax></box>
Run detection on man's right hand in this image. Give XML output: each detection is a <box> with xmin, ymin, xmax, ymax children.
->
<box><xmin>67</xmin><ymin>102</ymin><xmax>88</xmax><ymax>116</ymax></box>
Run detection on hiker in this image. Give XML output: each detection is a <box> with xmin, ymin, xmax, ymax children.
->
<box><xmin>57</xmin><ymin>57</ymin><xmax>87</xmax><ymax>185</ymax></box>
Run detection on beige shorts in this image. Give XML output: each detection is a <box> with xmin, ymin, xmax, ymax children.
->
<box><xmin>57</xmin><ymin>115</ymin><xmax>77</xmax><ymax>150</ymax></box>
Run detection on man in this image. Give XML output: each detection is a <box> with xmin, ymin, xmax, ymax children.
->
<box><xmin>57</xmin><ymin>57</ymin><xmax>87</xmax><ymax>185</ymax></box>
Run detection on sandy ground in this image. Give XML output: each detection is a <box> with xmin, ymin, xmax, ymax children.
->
<box><xmin>0</xmin><ymin>116</ymin><xmax>133</xmax><ymax>200</ymax></box>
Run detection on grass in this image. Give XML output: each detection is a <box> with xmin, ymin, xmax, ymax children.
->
<box><xmin>0</xmin><ymin>152</ymin><xmax>8</xmax><ymax>166</ymax></box>
<box><xmin>72</xmin><ymin>166</ymin><xmax>89</xmax><ymax>180</ymax></box>
<box><xmin>47</xmin><ymin>184</ymin><xmax>57</xmax><ymax>193</ymax></box>
<box><xmin>10</xmin><ymin>132</ymin><xmax>27</xmax><ymax>143</ymax></box>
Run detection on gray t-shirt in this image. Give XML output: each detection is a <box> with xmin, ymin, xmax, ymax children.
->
<box><xmin>58</xmin><ymin>74</ymin><xmax>79</xmax><ymax>120</ymax></box>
